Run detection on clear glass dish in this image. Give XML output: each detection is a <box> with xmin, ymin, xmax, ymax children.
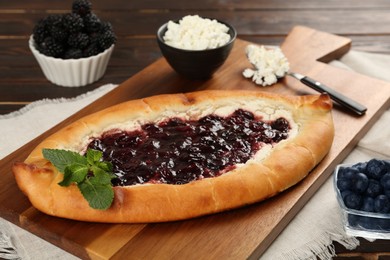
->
<box><xmin>333</xmin><ymin>163</ymin><xmax>390</xmax><ymax>239</ymax></box>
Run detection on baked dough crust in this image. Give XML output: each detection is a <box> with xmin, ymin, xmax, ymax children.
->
<box><xmin>13</xmin><ymin>90</ymin><xmax>334</xmax><ymax>223</ymax></box>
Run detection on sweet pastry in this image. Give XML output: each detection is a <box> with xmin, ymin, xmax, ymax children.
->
<box><xmin>13</xmin><ymin>90</ymin><xmax>334</xmax><ymax>223</ymax></box>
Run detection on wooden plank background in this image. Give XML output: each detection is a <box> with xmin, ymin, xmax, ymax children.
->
<box><xmin>1</xmin><ymin>0</ymin><xmax>390</xmax><ymax>115</ymax></box>
<box><xmin>1</xmin><ymin>1</ymin><xmax>390</xmax><ymax>258</ymax></box>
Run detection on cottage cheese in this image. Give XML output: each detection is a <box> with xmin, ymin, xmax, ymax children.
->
<box><xmin>243</xmin><ymin>45</ymin><xmax>290</xmax><ymax>86</ymax></box>
<box><xmin>163</xmin><ymin>15</ymin><xmax>231</xmax><ymax>50</ymax></box>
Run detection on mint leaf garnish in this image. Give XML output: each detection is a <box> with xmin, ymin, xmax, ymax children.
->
<box><xmin>58</xmin><ymin>163</ymin><xmax>88</xmax><ymax>186</ymax></box>
<box><xmin>86</xmin><ymin>148</ymin><xmax>103</xmax><ymax>165</ymax></box>
<box><xmin>42</xmin><ymin>148</ymin><xmax>114</xmax><ymax>210</ymax></box>
<box><xmin>78</xmin><ymin>176</ymin><xmax>114</xmax><ymax>210</ymax></box>
<box><xmin>42</xmin><ymin>149</ymin><xmax>86</xmax><ymax>173</ymax></box>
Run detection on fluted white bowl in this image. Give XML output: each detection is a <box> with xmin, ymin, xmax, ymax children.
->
<box><xmin>29</xmin><ymin>35</ymin><xmax>114</xmax><ymax>87</ymax></box>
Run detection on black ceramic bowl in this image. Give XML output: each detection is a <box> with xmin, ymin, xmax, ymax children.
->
<box><xmin>156</xmin><ymin>19</ymin><xmax>237</xmax><ymax>80</ymax></box>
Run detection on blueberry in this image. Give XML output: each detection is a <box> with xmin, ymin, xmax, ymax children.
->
<box><xmin>358</xmin><ymin>216</ymin><xmax>377</xmax><ymax>229</ymax></box>
<box><xmin>361</xmin><ymin>197</ymin><xmax>375</xmax><ymax>212</ymax></box>
<box><xmin>374</xmin><ymin>195</ymin><xmax>390</xmax><ymax>213</ymax></box>
<box><xmin>347</xmin><ymin>215</ymin><xmax>383</xmax><ymax>230</ymax></box>
<box><xmin>338</xmin><ymin>167</ymin><xmax>359</xmax><ymax>179</ymax></box>
<box><xmin>365</xmin><ymin>179</ymin><xmax>383</xmax><ymax>198</ymax></box>
<box><xmin>377</xmin><ymin>218</ymin><xmax>390</xmax><ymax>230</ymax></box>
<box><xmin>337</xmin><ymin>178</ymin><xmax>351</xmax><ymax>191</ymax></box>
<box><xmin>352</xmin><ymin>172</ymin><xmax>369</xmax><ymax>193</ymax></box>
<box><xmin>366</xmin><ymin>159</ymin><xmax>387</xmax><ymax>179</ymax></box>
<box><xmin>384</xmin><ymin>160</ymin><xmax>390</xmax><ymax>171</ymax></box>
<box><xmin>343</xmin><ymin>192</ymin><xmax>363</xmax><ymax>210</ymax></box>
<box><xmin>380</xmin><ymin>173</ymin><xmax>390</xmax><ymax>190</ymax></box>
<box><xmin>352</xmin><ymin>161</ymin><xmax>368</xmax><ymax>173</ymax></box>
<box><xmin>347</xmin><ymin>214</ymin><xmax>360</xmax><ymax>227</ymax></box>
<box><xmin>336</xmin><ymin>167</ymin><xmax>359</xmax><ymax>192</ymax></box>
<box><xmin>341</xmin><ymin>190</ymin><xmax>353</xmax><ymax>201</ymax></box>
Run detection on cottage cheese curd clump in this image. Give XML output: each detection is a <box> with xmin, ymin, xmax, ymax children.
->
<box><xmin>163</xmin><ymin>15</ymin><xmax>231</xmax><ymax>50</ymax></box>
<box><xmin>243</xmin><ymin>45</ymin><xmax>290</xmax><ymax>86</ymax></box>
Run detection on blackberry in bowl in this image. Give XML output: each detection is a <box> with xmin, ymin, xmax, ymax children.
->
<box><xmin>29</xmin><ymin>0</ymin><xmax>116</xmax><ymax>87</ymax></box>
<box><xmin>334</xmin><ymin>159</ymin><xmax>390</xmax><ymax>239</ymax></box>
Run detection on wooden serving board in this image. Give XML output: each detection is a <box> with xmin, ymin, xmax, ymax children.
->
<box><xmin>1</xmin><ymin>26</ymin><xmax>390</xmax><ymax>259</ymax></box>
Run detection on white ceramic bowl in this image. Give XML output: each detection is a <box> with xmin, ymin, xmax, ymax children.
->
<box><xmin>29</xmin><ymin>35</ymin><xmax>114</xmax><ymax>87</ymax></box>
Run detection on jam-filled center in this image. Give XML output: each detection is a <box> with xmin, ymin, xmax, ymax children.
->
<box><xmin>87</xmin><ymin>109</ymin><xmax>291</xmax><ymax>186</ymax></box>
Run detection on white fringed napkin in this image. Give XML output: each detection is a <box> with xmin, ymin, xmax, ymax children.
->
<box><xmin>0</xmin><ymin>84</ymin><xmax>117</xmax><ymax>260</ymax></box>
<box><xmin>1</xmin><ymin>51</ymin><xmax>390</xmax><ymax>259</ymax></box>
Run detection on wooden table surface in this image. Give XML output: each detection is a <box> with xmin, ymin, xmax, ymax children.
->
<box><xmin>1</xmin><ymin>0</ymin><xmax>390</xmax><ymax>258</ymax></box>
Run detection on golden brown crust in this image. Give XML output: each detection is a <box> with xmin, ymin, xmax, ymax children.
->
<box><xmin>12</xmin><ymin>90</ymin><xmax>334</xmax><ymax>223</ymax></box>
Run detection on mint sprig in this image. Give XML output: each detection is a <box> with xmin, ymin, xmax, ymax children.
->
<box><xmin>42</xmin><ymin>148</ymin><xmax>115</xmax><ymax>210</ymax></box>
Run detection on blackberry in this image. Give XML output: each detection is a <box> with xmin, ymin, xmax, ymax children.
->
<box><xmin>45</xmin><ymin>14</ymin><xmax>63</xmax><ymax>27</ymax></box>
<box><xmin>33</xmin><ymin>15</ymin><xmax>61</xmax><ymax>44</ymax></box>
<box><xmin>62</xmin><ymin>13</ymin><xmax>84</xmax><ymax>34</ymax></box>
<box><xmin>88</xmin><ymin>33</ymin><xmax>99</xmax><ymax>45</ymax></box>
<box><xmin>32</xmin><ymin>0</ymin><xmax>116</xmax><ymax>59</ymax></box>
<box><xmin>83</xmin><ymin>13</ymin><xmax>101</xmax><ymax>33</ymax></box>
<box><xmin>72</xmin><ymin>0</ymin><xmax>92</xmax><ymax>17</ymax></box>
<box><xmin>33</xmin><ymin>18</ymin><xmax>49</xmax><ymax>44</ymax></box>
<box><xmin>83</xmin><ymin>43</ymin><xmax>100</xmax><ymax>57</ymax></box>
<box><xmin>97</xmin><ymin>30</ymin><xmax>116</xmax><ymax>50</ymax></box>
<box><xmin>99</xmin><ymin>21</ymin><xmax>113</xmax><ymax>33</ymax></box>
<box><xmin>50</xmin><ymin>24</ymin><xmax>68</xmax><ymax>42</ymax></box>
<box><xmin>38</xmin><ymin>37</ymin><xmax>64</xmax><ymax>58</ymax></box>
<box><xmin>63</xmin><ymin>48</ymin><xmax>83</xmax><ymax>59</ymax></box>
<box><xmin>68</xmin><ymin>32</ymin><xmax>89</xmax><ymax>49</ymax></box>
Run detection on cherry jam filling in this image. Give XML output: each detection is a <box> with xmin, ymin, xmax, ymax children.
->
<box><xmin>87</xmin><ymin>109</ymin><xmax>291</xmax><ymax>186</ymax></box>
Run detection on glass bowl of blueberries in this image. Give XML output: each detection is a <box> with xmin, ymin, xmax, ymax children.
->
<box><xmin>334</xmin><ymin>159</ymin><xmax>390</xmax><ymax>239</ymax></box>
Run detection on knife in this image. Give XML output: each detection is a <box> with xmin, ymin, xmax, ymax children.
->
<box><xmin>288</xmin><ymin>72</ymin><xmax>367</xmax><ymax>116</ymax></box>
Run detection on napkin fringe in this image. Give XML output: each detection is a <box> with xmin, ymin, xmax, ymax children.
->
<box><xmin>0</xmin><ymin>231</ymin><xmax>20</xmax><ymax>260</ymax></box>
<box><xmin>0</xmin><ymin>84</ymin><xmax>117</xmax><ymax>120</ymax></box>
<box><xmin>277</xmin><ymin>231</ymin><xmax>359</xmax><ymax>260</ymax></box>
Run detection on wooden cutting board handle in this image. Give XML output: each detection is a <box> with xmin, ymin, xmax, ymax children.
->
<box><xmin>282</xmin><ymin>25</ymin><xmax>351</xmax><ymax>66</ymax></box>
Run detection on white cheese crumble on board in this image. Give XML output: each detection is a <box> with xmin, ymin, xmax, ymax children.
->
<box><xmin>163</xmin><ymin>15</ymin><xmax>231</xmax><ymax>50</ymax></box>
<box><xmin>243</xmin><ymin>45</ymin><xmax>290</xmax><ymax>86</ymax></box>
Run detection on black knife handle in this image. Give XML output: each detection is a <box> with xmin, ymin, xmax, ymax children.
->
<box><xmin>301</xmin><ymin>76</ymin><xmax>367</xmax><ymax>116</ymax></box>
